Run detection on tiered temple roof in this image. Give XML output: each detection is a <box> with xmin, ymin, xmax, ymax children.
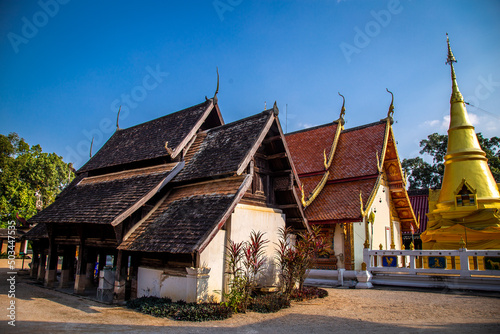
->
<box><xmin>27</xmin><ymin>98</ymin><xmax>307</xmax><ymax>255</ymax></box>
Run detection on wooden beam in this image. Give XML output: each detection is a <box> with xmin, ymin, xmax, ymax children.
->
<box><xmin>277</xmin><ymin>203</ymin><xmax>299</xmax><ymax>209</ymax></box>
<box><xmin>266</xmin><ymin>152</ymin><xmax>287</xmax><ymax>160</ymax></box>
<box><xmin>263</xmin><ymin>135</ymin><xmax>281</xmax><ymax>144</ymax></box>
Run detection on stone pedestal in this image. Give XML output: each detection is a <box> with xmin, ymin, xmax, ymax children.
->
<box><xmin>355</xmin><ymin>270</ymin><xmax>373</xmax><ymax>289</ymax></box>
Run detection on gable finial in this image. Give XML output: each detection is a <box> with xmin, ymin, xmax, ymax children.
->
<box><xmin>337</xmin><ymin>92</ymin><xmax>346</xmax><ymax>125</ymax></box>
<box><xmin>386</xmin><ymin>88</ymin><xmax>395</xmax><ymax>122</ymax></box>
<box><xmin>273</xmin><ymin>101</ymin><xmax>279</xmax><ymax>116</ymax></box>
<box><xmin>90</xmin><ymin>137</ymin><xmax>94</xmax><ymax>158</ymax></box>
<box><xmin>213</xmin><ymin>67</ymin><xmax>219</xmax><ymax>105</ymax></box>
<box><xmin>116</xmin><ymin>106</ymin><xmax>121</xmax><ymax>130</ymax></box>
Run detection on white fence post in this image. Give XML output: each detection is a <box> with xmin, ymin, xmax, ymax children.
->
<box><xmin>459</xmin><ymin>248</ymin><xmax>471</xmax><ymax>278</ymax></box>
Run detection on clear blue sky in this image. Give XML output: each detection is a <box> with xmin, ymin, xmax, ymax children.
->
<box><xmin>1</xmin><ymin>0</ymin><xmax>499</xmax><ymax>169</ymax></box>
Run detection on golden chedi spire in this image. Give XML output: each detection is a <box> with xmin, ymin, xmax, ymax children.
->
<box><xmin>437</xmin><ymin>34</ymin><xmax>500</xmax><ymax>208</ymax></box>
<box><xmin>422</xmin><ymin>34</ymin><xmax>500</xmax><ymax>250</ymax></box>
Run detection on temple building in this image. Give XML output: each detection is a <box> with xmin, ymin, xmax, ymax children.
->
<box><xmin>286</xmin><ymin>94</ymin><xmax>418</xmax><ymax>271</ymax></box>
<box><xmin>421</xmin><ymin>35</ymin><xmax>500</xmax><ymax>250</ymax></box>
<box><xmin>26</xmin><ymin>90</ymin><xmax>307</xmax><ymax>303</ymax></box>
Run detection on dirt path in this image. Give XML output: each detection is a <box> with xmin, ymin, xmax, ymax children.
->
<box><xmin>1</xmin><ymin>261</ymin><xmax>499</xmax><ymax>333</ymax></box>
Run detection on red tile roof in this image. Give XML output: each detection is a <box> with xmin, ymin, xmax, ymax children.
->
<box><xmin>286</xmin><ymin>121</ymin><xmax>387</xmax><ymax>222</ymax></box>
<box><xmin>301</xmin><ymin>175</ymin><xmax>377</xmax><ymax>222</ymax></box>
<box><xmin>285</xmin><ymin>123</ymin><xmax>338</xmax><ymax>175</ymax></box>
<box><xmin>407</xmin><ymin>189</ymin><xmax>429</xmax><ymax>233</ymax></box>
<box><xmin>328</xmin><ymin>122</ymin><xmax>386</xmax><ymax>180</ymax></box>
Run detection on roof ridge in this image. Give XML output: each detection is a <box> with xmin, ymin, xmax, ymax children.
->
<box><xmin>342</xmin><ymin>120</ymin><xmax>386</xmax><ymax>133</ymax></box>
<box><xmin>285</xmin><ymin>122</ymin><xmax>334</xmax><ymax>136</ymax></box>
<box><xmin>117</xmin><ymin>100</ymin><xmax>211</xmax><ymax>132</ymax></box>
<box><xmin>286</xmin><ymin>120</ymin><xmax>386</xmax><ymax>137</ymax></box>
<box><xmin>205</xmin><ymin>109</ymin><xmax>272</xmax><ymax>134</ymax></box>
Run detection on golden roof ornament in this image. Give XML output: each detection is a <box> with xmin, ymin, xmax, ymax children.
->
<box><xmin>337</xmin><ymin>92</ymin><xmax>346</xmax><ymax>125</ymax></box>
<box><xmin>385</xmin><ymin>88</ymin><xmax>395</xmax><ymax>124</ymax></box>
<box><xmin>446</xmin><ymin>33</ymin><xmax>464</xmax><ymax>103</ymax></box>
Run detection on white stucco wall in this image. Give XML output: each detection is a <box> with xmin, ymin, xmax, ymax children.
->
<box><xmin>136</xmin><ymin>203</ymin><xmax>287</xmax><ymax>302</ymax></box>
<box><xmin>199</xmin><ymin>229</ymin><xmax>226</xmax><ymax>301</ymax></box>
<box><xmin>137</xmin><ymin>267</ymin><xmax>188</xmax><ymax>301</ymax></box>
<box><xmin>229</xmin><ymin>203</ymin><xmax>286</xmax><ymax>286</ymax></box>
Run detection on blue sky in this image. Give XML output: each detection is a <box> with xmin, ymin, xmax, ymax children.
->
<box><xmin>1</xmin><ymin>0</ymin><xmax>499</xmax><ymax>169</ymax></box>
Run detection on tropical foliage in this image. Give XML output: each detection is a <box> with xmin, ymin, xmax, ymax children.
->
<box><xmin>402</xmin><ymin>132</ymin><xmax>500</xmax><ymax>189</ymax></box>
<box><xmin>0</xmin><ymin>132</ymin><xmax>75</xmax><ymax>227</ymax></box>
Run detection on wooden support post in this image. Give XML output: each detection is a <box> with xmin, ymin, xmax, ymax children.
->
<box><xmin>37</xmin><ymin>250</ymin><xmax>46</xmax><ymax>281</ymax></box>
<box><xmin>113</xmin><ymin>250</ymin><xmax>127</xmax><ymax>304</ymax></box>
<box><xmin>44</xmin><ymin>238</ymin><xmax>58</xmax><ymax>287</ymax></box>
<box><xmin>85</xmin><ymin>248</ymin><xmax>97</xmax><ymax>288</ymax></box>
<box><xmin>59</xmin><ymin>245</ymin><xmax>76</xmax><ymax>288</ymax></box>
<box><xmin>30</xmin><ymin>244</ymin><xmax>40</xmax><ymax>278</ymax></box>
<box><xmin>74</xmin><ymin>239</ymin><xmax>87</xmax><ymax>295</ymax></box>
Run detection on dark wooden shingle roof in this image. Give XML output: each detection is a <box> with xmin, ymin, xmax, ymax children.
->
<box><xmin>119</xmin><ymin>177</ymin><xmax>249</xmax><ymax>253</ymax></box>
<box><xmin>174</xmin><ymin>110</ymin><xmax>272</xmax><ymax>182</ymax></box>
<box><xmin>23</xmin><ymin>223</ymin><xmax>48</xmax><ymax>240</ymax></box>
<box><xmin>29</xmin><ymin>164</ymin><xmax>180</xmax><ymax>225</ymax></box>
<box><xmin>79</xmin><ymin>100</ymin><xmax>214</xmax><ymax>173</ymax></box>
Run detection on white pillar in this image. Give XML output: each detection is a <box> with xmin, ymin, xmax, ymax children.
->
<box><xmin>185</xmin><ymin>267</ymin><xmax>211</xmax><ymax>303</ymax></box>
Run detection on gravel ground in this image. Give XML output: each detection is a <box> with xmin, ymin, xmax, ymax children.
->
<box><xmin>1</xmin><ymin>260</ymin><xmax>499</xmax><ymax>333</ymax></box>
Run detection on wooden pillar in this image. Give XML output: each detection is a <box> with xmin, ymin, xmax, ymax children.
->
<box><xmin>59</xmin><ymin>245</ymin><xmax>76</xmax><ymax>288</ymax></box>
<box><xmin>113</xmin><ymin>250</ymin><xmax>127</xmax><ymax>304</ymax></box>
<box><xmin>128</xmin><ymin>254</ymin><xmax>139</xmax><ymax>300</ymax></box>
<box><xmin>30</xmin><ymin>244</ymin><xmax>40</xmax><ymax>278</ymax></box>
<box><xmin>37</xmin><ymin>250</ymin><xmax>47</xmax><ymax>281</ymax></box>
<box><xmin>85</xmin><ymin>248</ymin><xmax>97</xmax><ymax>287</ymax></box>
<box><xmin>44</xmin><ymin>237</ymin><xmax>58</xmax><ymax>287</ymax></box>
<box><xmin>74</xmin><ymin>239</ymin><xmax>87</xmax><ymax>295</ymax></box>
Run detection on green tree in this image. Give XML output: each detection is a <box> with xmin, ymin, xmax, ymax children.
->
<box><xmin>402</xmin><ymin>132</ymin><xmax>500</xmax><ymax>190</ymax></box>
<box><xmin>0</xmin><ymin>133</ymin><xmax>75</xmax><ymax>227</ymax></box>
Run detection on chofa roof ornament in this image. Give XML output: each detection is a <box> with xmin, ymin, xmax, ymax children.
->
<box><xmin>385</xmin><ymin>88</ymin><xmax>395</xmax><ymax>124</ymax></box>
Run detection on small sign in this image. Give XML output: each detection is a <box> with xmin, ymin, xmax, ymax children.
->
<box><xmin>382</xmin><ymin>256</ymin><xmax>397</xmax><ymax>267</ymax></box>
<box><xmin>484</xmin><ymin>257</ymin><xmax>500</xmax><ymax>270</ymax></box>
<box><xmin>428</xmin><ymin>256</ymin><xmax>446</xmax><ymax>269</ymax></box>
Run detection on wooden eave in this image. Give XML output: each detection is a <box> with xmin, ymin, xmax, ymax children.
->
<box><xmin>381</xmin><ymin>123</ymin><xmax>418</xmax><ymax>232</ymax></box>
<box><xmin>195</xmin><ymin>174</ymin><xmax>253</xmax><ymax>254</ymax></box>
<box><xmin>170</xmin><ymin>100</ymin><xmax>215</xmax><ymax>159</ymax></box>
<box><xmin>110</xmin><ymin>161</ymin><xmax>184</xmax><ymax>227</ymax></box>
<box><xmin>236</xmin><ymin>111</ymin><xmax>275</xmax><ymax>175</ymax></box>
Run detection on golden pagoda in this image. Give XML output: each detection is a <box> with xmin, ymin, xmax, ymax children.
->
<box><xmin>421</xmin><ymin>35</ymin><xmax>500</xmax><ymax>250</ymax></box>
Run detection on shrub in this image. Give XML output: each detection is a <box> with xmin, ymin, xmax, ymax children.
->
<box><xmin>290</xmin><ymin>287</ymin><xmax>328</xmax><ymax>301</ymax></box>
<box><xmin>126</xmin><ymin>297</ymin><xmax>232</xmax><ymax>322</ymax></box>
<box><xmin>224</xmin><ymin>231</ymin><xmax>269</xmax><ymax>313</ymax></box>
<box><xmin>248</xmin><ymin>293</ymin><xmax>290</xmax><ymax>313</ymax></box>
<box><xmin>173</xmin><ymin>303</ymin><xmax>232</xmax><ymax>322</ymax></box>
<box><xmin>275</xmin><ymin>226</ymin><xmax>328</xmax><ymax>297</ymax></box>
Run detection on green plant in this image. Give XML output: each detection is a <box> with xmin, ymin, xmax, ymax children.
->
<box><xmin>224</xmin><ymin>231</ymin><xmax>269</xmax><ymax>313</ymax></box>
<box><xmin>295</xmin><ymin>225</ymin><xmax>327</xmax><ymax>290</ymax></box>
<box><xmin>126</xmin><ymin>296</ymin><xmax>232</xmax><ymax>322</ymax></box>
<box><xmin>275</xmin><ymin>226</ymin><xmax>327</xmax><ymax>296</ymax></box>
<box><xmin>275</xmin><ymin>226</ymin><xmax>300</xmax><ymax>296</ymax></box>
